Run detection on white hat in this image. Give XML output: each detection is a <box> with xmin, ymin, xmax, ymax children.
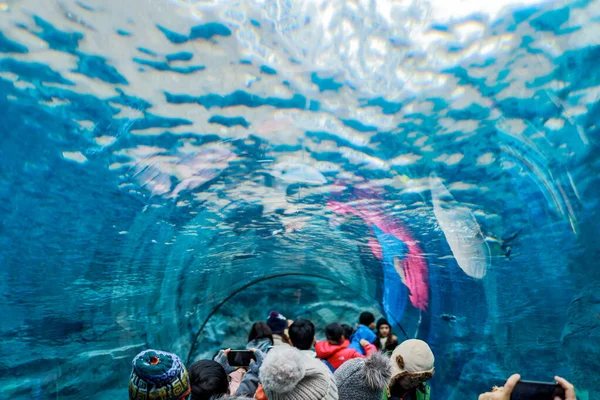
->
<box><xmin>390</xmin><ymin>339</ymin><xmax>434</xmax><ymax>377</ymax></box>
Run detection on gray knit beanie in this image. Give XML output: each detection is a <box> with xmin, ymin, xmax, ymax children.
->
<box><xmin>260</xmin><ymin>346</ymin><xmax>338</xmax><ymax>400</ymax></box>
<box><xmin>334</xmin><ymin>352</ymin><xmax>393</xmax><ymax>400</ymax></box>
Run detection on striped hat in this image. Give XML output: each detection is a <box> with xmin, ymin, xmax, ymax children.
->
<box><xmin>129</xmin><ymin>349</ymin><xmax>191</xmax><ymax>400</ymax></box>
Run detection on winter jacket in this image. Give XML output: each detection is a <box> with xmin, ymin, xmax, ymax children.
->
<box><xmin>384</xmin><ymin>384</ymin><xmax>430</xmax><ymax>400</ymax></box>
<box><xmin>234</xmin><ymin>363</ymin><xmax>260</xmax><ymax>397</ymax></box>
<box><xmin>246</xmin><ymin>337</ymin><xmax>272</xmax><ymax>353</ymax></box>
<box><xmin>229</xmin><ymin>369</ymin><xmax>246</xmax><ymax>394</ymax></box>
<box><xmin>254</xmin><ymin>384</ymin><xmax>267</xmax><ymax>400</ymax></box>
<box><xmin>349</xmin><ymin>325</ymin><xmax>377</xmax><ymax>355</ymax></box>
<box><xmin>315</xmin><ymin>339</ymin><xmax>376</xmax><ymax>370</ymax></box>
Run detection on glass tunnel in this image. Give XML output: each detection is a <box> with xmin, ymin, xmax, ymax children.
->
<box><xmin>0</xmin><ymin>0</ymin><xmax>599</xmax><ymax>398</ymax></box>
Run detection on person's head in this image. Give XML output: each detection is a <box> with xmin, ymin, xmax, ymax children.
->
<box><xmin>267</xmin><ymin>311</ymin><xmax>288</xmax><ymax>335</ymax></box>
<box><xmin>129</xmin><ymin>349</ymin><xmax>190</xmax><ymax>400</ymax></box>
<box><xmin>359</xmin><ymin>312</ymin><xmax>376</xmax><ymax>330</ymax></box>
<box><xmin>335</xmin><ymin>352</ymin><xmax>393</xmax><ymax>400</ymax></box>
<box><xmin>376</xmin><ymin>318</ymin><xmax>391</xmax><ymax>339</ymax></box>
<box><xmin>188</xmin><ymin>360</ymin><xmax>229</xmax><ymax>400</ymax></box>
<box><xmin>260</xmin><ymin>347</ymin><xmax>338</xmax><ymax>400</ymax></box>
<box><xmin>248</xmin><ymin>321</ymin><xmax>274</xmax><ymax>344</ymax></box>
<box><xmin>325</xmin><ymin>323</ymin><xmax>345</xmax><ymax>344</ymax></box>
<box><xmin>341</xmin><ymin>324</ymin><xmax>354</xmax><ymax>339</ymax></box>
<box><xmin>288</xmin><ymin>319</ymin><xmax>316</xmax><ymax>350</ymax></box>
<box><xmin>389</xmin><ymin>340</ymin><xmax>434</xmax><ymax>391</ymax></box>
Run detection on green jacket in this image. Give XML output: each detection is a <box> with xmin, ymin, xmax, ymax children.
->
<box><xmin>383</xmin><ymin>384</ymin><xmax>430</xmax><ymax>400</ymax></box>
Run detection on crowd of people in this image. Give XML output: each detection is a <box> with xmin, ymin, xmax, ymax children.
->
<box><xmin>127</xmin><ymin>311</ymin><xmax>577</xmax><ymax>400</ymax></box>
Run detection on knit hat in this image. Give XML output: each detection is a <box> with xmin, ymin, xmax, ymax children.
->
<box><xmin>129</xmin><ymin>349</ymin><xmax>190</xmax><ymax>400</ymax></box>
<box><xmin>260</xmin><ymin>346</ymin><xmax>338</xmax><ymax>400</ymax></box>
<box><xmin>390</xmin><ymin>339</ymin><xmax>434</xmax><ymax>377</ymax></box>
<box><xmin>267</xmin><ymin>311</ymin><xmax>288</xmax><ymax>335</ymax></box>
<box><xmin>376</xmin><ymin>318</ymin><xmax>391</xmax><ymax>331</ymax></box>
<box><xmin>335</xmin><ymin>352</ymin><xmax>392</xmax><ymax>400</ymax></box>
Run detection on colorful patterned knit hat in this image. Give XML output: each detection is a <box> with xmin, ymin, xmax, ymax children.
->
<box><xmin>129</xmin><ymin>349</ymin><xmax>191</xmax><ymax>400</ymax></box>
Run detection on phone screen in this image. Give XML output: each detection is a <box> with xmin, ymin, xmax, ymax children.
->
<box><xmin>510</xmin><ymin>381</ymin><xmax>565</xmax><ymax>400</ymax></box>
<box><xmin>227</xmin><ymin>351</ymin><xmax>255</xmax><ymax>367</ymax></box>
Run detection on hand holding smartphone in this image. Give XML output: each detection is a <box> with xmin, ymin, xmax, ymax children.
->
<box><xmin>510</xmin><ymin>380</ymin><xmax>565</xmax><ymax>400</ymax></box>
<box><xmin>479</xmin><ymin>375</ymin><xmax>577</xmax><ymax>400</ymax></box>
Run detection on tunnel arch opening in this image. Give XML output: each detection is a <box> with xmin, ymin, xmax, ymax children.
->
<box><xmin>186</xmin><ymin>271</ymin><xmax>409</xmax><ymax>364</ymax></box>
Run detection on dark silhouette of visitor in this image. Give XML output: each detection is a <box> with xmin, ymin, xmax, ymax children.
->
<box><xmin>349</xmin><ymin>312</ymin><xmax>377</xmax><ymax>355</ymax></box>
<box><xmin>188</xmin><ymin>360</ymin><xmax>229</xmax><ymax>400</ymax></box>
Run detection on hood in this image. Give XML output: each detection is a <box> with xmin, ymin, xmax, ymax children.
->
<box><xmin>352</xmin><ymin>325</ymin><xmax>376</xmax><ymax>343</ymax></box>
<box><xmin>247</xmin><ymin>337</ymin><xmax>272</xmax><ymax>352</ymax></box>
<box><xmin>315</xmin><ymin>339</ymin><xmax>350</xmax><ymax>358</ymax></box>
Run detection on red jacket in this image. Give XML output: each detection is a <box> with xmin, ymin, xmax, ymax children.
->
<box><xmin>315</xmin><ymin>339</ymin><xmax>376</xmax><ymax>370</ymax></box>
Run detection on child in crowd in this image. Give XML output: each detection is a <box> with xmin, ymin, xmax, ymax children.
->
<box><xmin>247</xmin><ymin>321</ymin><xmax>274</xmax><ymax>353</ymax></box>
<box><xmin>375</xmin><ymin>318</ymin><xmax>399</xmax><ymax>356</ymax></box>
<box><xmin>288</xmin><ymin>318</ymin><xmax>317</xmax><ymax>358</ymax></box>
<box><xmin>349</xmin><ymin>312</ymin><xmax>377</xmax><ymax>355</ymax></box>
<box><xmin>316</xmin><ymin>322</ymin><xmax>376</xmax><ymax>371</ymax></box>
<box><xmin>267</xmin><ymin>311</ymin><xmax>291</xmax><ymax>347</ymax></box>
<box><xmin>341</xmin><ymin>324</ymin><xmax>354</xmax><ymax>341</ymax></box>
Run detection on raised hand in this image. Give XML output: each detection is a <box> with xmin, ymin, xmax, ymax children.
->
<box><xmin>214</xmin><ymin>349</ymin><xmax>236</xmax><ymax>374</ymax></box>
<box><xmin>478</xmin><ymin>374</ymin><xmax>521</xmax><ymax>400</ymax></box>
<box><xmin>555</xmin><ymin>376</ymin><xmax>577</xmax><ymax>400</ymax></box>
<box><xmin>248</xmin><ymin>348</ymin><xmax>266</xmax><ymax>374</ymax></box>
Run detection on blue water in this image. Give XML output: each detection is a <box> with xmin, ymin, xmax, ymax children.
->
<box><xmin>0</xmin><ymin>0</ymin><xmax>599</xmax><ymax>399</ymax></box>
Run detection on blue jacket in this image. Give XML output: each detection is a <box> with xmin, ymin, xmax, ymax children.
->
<box><xmin>348</xmin><ymin>325</ymin><xmax>377</xmax><ymax>355</ymax></box>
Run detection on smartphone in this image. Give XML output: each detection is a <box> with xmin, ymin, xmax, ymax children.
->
<box><xmin>227</xmin><ymin>350</ymin><xmax>255</xmax><ymax>367</ymax></box>
<box><xmin>510</xmin><ymin>380</ymin><xmax>565</xmax><ymax>400</ymax></box>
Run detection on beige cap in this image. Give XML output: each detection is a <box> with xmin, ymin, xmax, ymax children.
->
<box><xmin>390</xmin><ymin>339</ymin><xmax>435</xmax><ymax>376</ymax></box>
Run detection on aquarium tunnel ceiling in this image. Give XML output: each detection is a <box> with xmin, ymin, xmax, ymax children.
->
<box><xmin>1</xmin><ymin>0</ymin><xmax>600</xmax><ymax>399</ymax></box>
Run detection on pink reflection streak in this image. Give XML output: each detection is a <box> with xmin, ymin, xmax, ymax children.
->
<box><xmin>327</xmin><ymin>200</ymin><xmax>429</xmax><ymax>311</ymax></box>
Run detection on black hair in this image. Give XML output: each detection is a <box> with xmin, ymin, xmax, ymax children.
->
<box><xmin>375</xmin><ymin>317</ymin><xmax>398</xmax><ymax>352</ymax></box>
<box><xmin>189</xmin><ymin>360</ymin><xmax>229</xmax><ymax>400</ymax></box>
<box><xmin>325</xmin><ymin>323</ymin><xmax>345</xmax><ymax>344</ymax></box>
<box><xmin>248</xmin><ymin>321</ymin><xmax>274</xmax><ymax>345</ymax></box>
<box><xmin>288</xmin><ymin>319</ymin><xmax>315</xmax><ymax>350</ymax></box>
<box><xmin>359</xmin><ymin>311</ymin><xmax>376</xmax><ymax>326</ymax></box>
<box><xmin>341</xmin><ymin>324</ymin><xmax>355</xmax><ymax>339</ymax></box>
